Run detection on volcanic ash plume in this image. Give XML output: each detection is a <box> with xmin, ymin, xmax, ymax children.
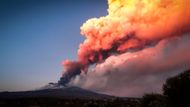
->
<box><xmin>58</xmin><ymin>60</ymin><xmax>82</xmax><ymax>86</ymax></box>
<box><xmin>60</xmin><ymin>0</ymin><xmax>190</xmax><ymax>96</ymax></box>
<box><xmin>72</xmin><ymin>34</ymin><xmax>190</xmax><ymax>97</ymax></box>
<box><xmin>79</xmin><ymin>0</ymin><xmax>190</xmax><ymax>65</ymax></box>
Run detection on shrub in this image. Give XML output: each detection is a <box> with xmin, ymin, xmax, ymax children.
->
<box><xmin>140</xmin><ymin>94</ymin><xmax>168</xmax><ymax>107</ymax></box>
<box><xmin>163</xmin><ymin>69</ymin><xmax>190</xmax><ymax>107</ymax></box>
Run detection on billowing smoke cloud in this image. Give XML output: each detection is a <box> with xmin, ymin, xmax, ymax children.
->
<box><xmin>58</xmin><ymin>60</ymin><xmax>82</xmax><ymax>85</ymax></box>
<box><xmin>79</xmin><ymin>0</ymin><xmax>190</xmax><ymax>65</ymax></box>
<box><xmin>59</xmin><ymin>0</ymin><xmax>190</xmax><ymax>96</ymax></box>
<box><xmin>71</xmin><ymin>34</ymin><xmax>190</xmax><ymax>97</ymax></box>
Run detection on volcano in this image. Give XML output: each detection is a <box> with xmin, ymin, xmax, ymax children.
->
<box><xmin>0</xmin><ymin>86</ymin><xmax>140</xmax><ymax>107</ymax></box>
<box><xmin>0</xmin><ymin>86</ymin><xmax>114</xmax><ymax>100</ymax></box>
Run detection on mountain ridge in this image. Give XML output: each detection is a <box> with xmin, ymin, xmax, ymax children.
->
<box><xmin>0</xmin><ymin>86</ymin><xmax>116</xmax><ymax>100</ymax></box>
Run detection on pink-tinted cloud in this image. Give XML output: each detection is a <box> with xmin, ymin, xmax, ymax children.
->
<box><xmin>60</xmin><ymin>0</ymin><xmax>190</xmax><ymax>96</ymax></box>
<box><xmin>71</xmin><ymin>34</ymin><xmax>190</xmax><ymax>97</ymax></box>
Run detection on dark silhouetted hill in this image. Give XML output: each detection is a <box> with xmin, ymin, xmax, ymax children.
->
<box><xmin>0</xmin><ymin>86</ymin><xmax>114</xmax><ymax>100</ymax></box>
<box><xmin>0</xmin><ymin>86</ymin><xmax>140</xmax><ymax>107</ymax></box>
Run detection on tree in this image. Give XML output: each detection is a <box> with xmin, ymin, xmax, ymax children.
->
<box><xmin>140</xmin><ymin>94</ymin><xmax>168</xmax><ymax>107</ymax></box>
<box><xmin>163</xmin><ymin>69</ymin><xmax>190</xmax><ymax>107</ymax></box>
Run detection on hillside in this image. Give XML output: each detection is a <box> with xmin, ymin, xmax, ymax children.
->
<box><xmin>0</xmin><ymin>86</ymin><xmax>140</xmax><ymax>107</ymax></box>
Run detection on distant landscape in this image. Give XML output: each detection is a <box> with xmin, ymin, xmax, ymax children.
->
<box><xmin>0</xmin><ymin>87</ymin><xmax>140</xmax><ymax>107</ymax></box>
<box><xmin>0</xmin><ymin>69</ymin><xmax>189</xmax><ymax>107</ymax></box>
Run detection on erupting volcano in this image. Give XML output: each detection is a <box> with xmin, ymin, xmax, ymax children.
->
<box><xmin>58</xmin><ymin>0</ymin><xmax>190</xmax><ymax>97</ymax></box>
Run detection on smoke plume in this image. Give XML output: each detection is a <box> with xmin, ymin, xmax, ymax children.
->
<box><xmin>71</xmin><ymin>34</ymin><xmax>190</xmax><ymax>97</ymax></box>
<box><xmin>79</xmin><ymin>0</ymin><xmax>190</xmax><ymax>65</ymax></box>
<box><xmin>58</xmin><ymin>60</ymin><xmax>83</xmax><ymax>85</ymax></box>
<box><xmin>59</xmin><ymin>0</ymin><xmax>190</xmax><ymax>96</ymax></box>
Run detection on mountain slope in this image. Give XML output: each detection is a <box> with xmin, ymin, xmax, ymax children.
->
<box><xmin>0</xmin><ymin>86</ymin><xmax>115</xmax><ymax>99</ymax></box>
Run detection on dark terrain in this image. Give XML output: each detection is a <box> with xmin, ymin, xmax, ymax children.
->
<box><xmin>0</xmin><ymin>87</ymin><xmax>140</xmax><ymax>107</ymax></box>
<box><xmin>1</xmin><ymin>69</ymin><xmax>189</xmax><ymax>107</ymax></box>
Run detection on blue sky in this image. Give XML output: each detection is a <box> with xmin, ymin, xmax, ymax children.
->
<box><xmin>0</xmin><ymin>0</ymin><xmax>107</xmax><ymax>91</ymax></box>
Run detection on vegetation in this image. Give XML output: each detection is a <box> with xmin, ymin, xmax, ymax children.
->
<box><xmin>140</xmin><ymin>94</ymin><xmax>168</xmax><ymax>107</ymax></box>
<box><xmin>163</xmin><ymin>69</ymin><xmax>190</xmax><ymax>107</ymax></box>
<box><xmin>140</xmin><ymin>69</ymin><xmax>190</xmax><ymax>107</ymax></box>
<box><xmin>0</xmin><ymin>97</ymin><xmax>140</xmax><ymax>107</ymax></box>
